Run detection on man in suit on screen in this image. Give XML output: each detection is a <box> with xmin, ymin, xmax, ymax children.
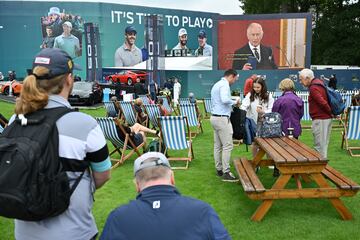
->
<box><xmin>232</xmin><ymin>22</ymin><xmax>277</xmax><ymax>70</ymax></box>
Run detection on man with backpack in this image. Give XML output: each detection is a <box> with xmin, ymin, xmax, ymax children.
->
<box><xmin>299</xmin><ymin>68</ymin><xmax>332</xmax><ymax>158</ymax></box>
<box><xmin>1</xmin><ymin>48</ymin><xmax>111</xmax><ymax>240</ymax></box>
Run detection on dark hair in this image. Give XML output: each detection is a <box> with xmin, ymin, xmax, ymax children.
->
<box><xmin>157</xmin><ymin>98</ymin><xmax>163</xmax><ymax>104</ymax></box>
<box><xmin>224</xmin><ymin>69</ymin><xmax>238</xmax><ymax>77</ymax></box>
<box><xmin>250</xmin><ymin>77</ymin><xmax>269</xmax><ymax>102</ymax></box>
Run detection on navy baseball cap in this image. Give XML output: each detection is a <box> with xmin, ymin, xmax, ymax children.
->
<box><xmin>125</xmin><ymin>26</ymin><xmax>137</xmax><ymax>34</ymax></box>
<box><xmin>32</xmin><ymin>48</ymin><xmax>81</xmax><ymax>80</ymax></box>
<box><xmin>198</xmin><ymin>29</ymin><xmax>207</xmax><ymax>38</ymax></box>
<box><xmin>134</xmin><ymin>152</ymin><xmax>171</xmax><ymax>176</ymax></box>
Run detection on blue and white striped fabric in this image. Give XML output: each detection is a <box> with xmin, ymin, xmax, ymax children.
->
<box><xmin>341</xmin><ymin>93</ymin><xmax>352</xmax><ymax>108</ymax></box>
<box><xmin>103</xmin><ymin>102</ymin><xmax>118</xmax><ymax>117</ymax></box>
<box><xmin>273</xmin><ymin>91</ymin><xmax>282</xmax><ymax>99</ymax></box>
<box><xmin>179</xmin><ymin>103</ymin><xmax>198</xmax><ymax>127</ymax></box>
<box><xmin>96</xmin><ymin>117</ymin><xmax>132</xmax><ymax>150</ymax></box>
<box><xmin>144</xmin><ymin>104</ymin><xmax>161</xmax><ymax>129</ymax></box>
<box><xmin>158</xmin><ymin>96</ymin><xmax>172</xmax><ymax>113</ymax></box>
<box><xmin>203</xmin><ymin>98</ymin><xmax>212</xmax><ymax>115</ymax></box>
<box><xmin>119</xmin><ymin>101</ymin><xmax>136</xmax><ymax>126</ymax></box>
<box><xmin>159</xmin><ymin>116</ymin><xmax>189</xmax><ymax>150</ymax></box>
<box><xmin>138</xmin><ymin>95</ymin><xmax>150</xmax><ymax>105</ymax></box>
<box><xmin>0</xmin><ymin>125</ymin><xmax>3</xmax><ymax>134</ymax></box>
<box><xmin>179</xmin><ymin>98</ymin><xmax>190</xmax><ymax>104</ymax></box>
<box><xmin>346</xmin><ymin>106</ymin><xmax>360</xmax><ymax>140</ymax></box>
<box><xmin>302</xmin><ymin>100</ymin><xmax>311</xmax><ymax>121</ymax></box>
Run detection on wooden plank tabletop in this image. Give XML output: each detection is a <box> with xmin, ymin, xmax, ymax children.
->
<box><xmin>255</xmin><ymin>137</ymin><xmax>327</xmax><ymax>164</ymax></box>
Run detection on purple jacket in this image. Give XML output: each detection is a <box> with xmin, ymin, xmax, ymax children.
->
<box><xmin>272</xmin><ymin>91</ymin><xmax>304</xmax><ymax>138</ymax></box>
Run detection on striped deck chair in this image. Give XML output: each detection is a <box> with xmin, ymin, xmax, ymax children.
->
<box><xmin>158</xmin><ymin>96</ymin><xmax>173</xmax><ymax>114</ymax></box>
<box><xmin>341</xmin><ymin>106</ymin><xmax>360</xmax><ymax>156</ymax></box>
<box><xmin>96</xmin><ymin>117</ymin><xmax>144</xmax><ymax>169</ymax></box>
<box><xmin>138</xmin><ymin>95</ymin><xmax>150</xmax><ymax>105</ymax></box>
<box><xmin>179</xmin><ymin>103</ymin><xmax>203</xmax><ymax>136</ymax></box>
<box><xmin>0</xmin><ymin>125</ymin><xmax>3</xmax><ymax>134</ymax></box>
<box><xmin>179</xmin><ymin>98</ymin><xmax>190</xmax><ymax>104</ymax></box>
<box><xmin>144</xmin><ymin>104</ymin><xmax>161</xmax><ymax>129</ymax></box>
<box><xmin>341</xmin><ymin>93</ymin><xmax>353</xmax><ymax>109</ymax></box>
<box><xmin>158</xmin><ymin>116</ymin><xmax>194</xmax><ymax>169</ymax></box>
<box><xmin>301</xmin><ymin>100</ymin><xmax>311</xmax><ymax>129</ymax></box>
<box><xmin>203</xmin><ymin>98</ymin><xmax>212</xmax><ymax>118</ymax></box>
<box><xmin>119</xmin><ymin>101</ymin><xmax>137</xmax><ymax>126</ymax></box>
<box><xmin>103</xmin><ymin>101</ymin><xmax>119</xmax><ymax>118</ymax></box>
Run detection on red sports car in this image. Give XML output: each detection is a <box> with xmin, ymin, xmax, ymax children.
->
<box><xmin>105</xmin><ymin>70</ymin><xmax>148</xmax><ymax>85</ymax></box>
<box><xmin>0</xmin><ymin>81</ymin><xmax>22</xmax><ymax>96</ymax></box>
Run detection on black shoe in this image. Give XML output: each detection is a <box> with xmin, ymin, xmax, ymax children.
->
<box><xmin>222</xmin><ymin>172</ymin><xmax>239</xmax><ymax>182</ymax></box>
<box><xmin>216</xmin><ymin>170</ymin><xmax>223</xmax><ymax>177</ymax></box>
<box><xmin>273</xmin><ymin>168</ymin><xmax>280</xmax><ymax>177</ymax></box>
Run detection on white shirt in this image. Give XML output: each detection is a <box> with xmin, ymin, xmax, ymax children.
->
<box><xmin>240</xmin><ymin>92</ymin><xmax>274</xmax><ymax>123</ymax></box>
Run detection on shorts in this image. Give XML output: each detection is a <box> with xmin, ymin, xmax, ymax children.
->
<box><xmin>132</xmin><ymin>133</ymin><xmax>143</xmax><ymax>147</ymax></box>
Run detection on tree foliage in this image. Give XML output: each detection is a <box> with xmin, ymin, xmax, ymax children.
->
<box><xmin>238</xmin><ymin>0</ymin><xmax>360</xmax><ymax>65</ymax></box>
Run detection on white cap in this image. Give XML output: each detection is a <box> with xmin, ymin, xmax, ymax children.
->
<box><xmin>48</xmin><ymin>7</ymin><xmax>60</xmax><ymax>16</ymax></box>
<box><xmin>178</xmin><ymin>28</ymin><xmax>187</xmax><ymax>37</ymax></box>
<box><xmin>62</xmin><ymin>21</ymin><xmax>72</xmax><ymax>29</ymax></box>
<box><xmin>134</xmin><ymin>152</ymin><xmax>171</xmax><ymax>176</ymax></box>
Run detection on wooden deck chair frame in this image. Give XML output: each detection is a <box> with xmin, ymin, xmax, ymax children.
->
<box><xmin>203</xmin><ymin>98</ymin><xmax>212</xmax><ymax>118</ymax></box>
<box><xmin>179</xmin><ymin>103</ymin><xmax>203</xmax><ymax>137</ymax></box>
<box><xmin>96</xmin><ymin>117</ymin><xmax>144</xmax><ymax>169</ymax></box>
<box><xmin>158</xmin><ymin>116</ymin><xmax>194</xmax><ymax>170</ymax></box>
<box><xmin>341</xmin><ymin>106</ymin><xmax>360</xmax><ymax>157</ymax></box>
<box><xmin>143</xmin><ymin>104</ymin><xmax>161</xmax><ymax>129</ymax></box>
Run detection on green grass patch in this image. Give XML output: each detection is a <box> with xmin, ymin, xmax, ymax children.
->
<box><xmin>0</xmin><ymin>100</ymin><xmax>359</xmax><ymax>239</ymax></box>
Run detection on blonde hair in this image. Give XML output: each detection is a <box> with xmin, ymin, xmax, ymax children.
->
<box><xmin>15</xmin><ymin>66</ymin><xmax>67</xmax><ymax>115</ymax></box>
<box><xmin>279</xmin><ymin>78</ymin><xmax>295</xmax><ymax>92</ymax></box>
<box><xmin>134</xmin><ymin>98</ymin><xmax>143</xmax><ymax>105</ymax></box>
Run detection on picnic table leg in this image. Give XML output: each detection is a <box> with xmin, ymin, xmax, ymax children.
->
<box><xmin>311</xmin><ymin>173</ymin><xmax>353</xmax><ymax>220</ymax></box>
<box><xmin>252</xmin><ymin>149</ymin><xmax>266</xmax><ymax>167</ymax></box>
<box><xmin>251</xmin><ymin>174</ymin><xmax>292</xmax><ymax>221</ymax></box>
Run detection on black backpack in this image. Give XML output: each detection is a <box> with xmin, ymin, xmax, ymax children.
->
<box><xmin>257</xmin><ymin>112</ymin><xmax>283</xmax><ymax>138</ymax></box>
<box><xmin>230</xmin><ymin>107</ymin><xmax>247</xmax><ymax>140</ymax></box>
<box><xmin>0</xmin><ymin>107</ymin><xmax>84</xmax><ymax>221</ymax></box>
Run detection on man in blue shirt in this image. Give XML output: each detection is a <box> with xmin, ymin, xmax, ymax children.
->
<box><xmin>100</xmin><ymin>152</ymin><xmax>231</xmax><ymax>240</ymax></box>
<box><xmin>210</xmin><ymin>69</ymin><xmax>240</xmax><ymax>182</ymax></box>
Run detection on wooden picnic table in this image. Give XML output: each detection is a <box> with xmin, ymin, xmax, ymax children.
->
<box><xmin>234</xmin><ymin>136</ymin><xmax>359</xmax><ymax>221</ymax></box>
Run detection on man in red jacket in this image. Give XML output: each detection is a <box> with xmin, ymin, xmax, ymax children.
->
<box><xmin>299</xmin><ymin>68</ymin><xmax>332</xmax><ymax>158</ymax></box>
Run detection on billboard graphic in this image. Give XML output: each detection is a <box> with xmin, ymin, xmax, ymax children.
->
<box><xmin>217</xmin><ymin>13</ymin><xmax>312</xmax><ymax>70</ymax></box>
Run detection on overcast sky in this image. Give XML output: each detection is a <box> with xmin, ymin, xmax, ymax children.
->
<box><xmin>116</xmin><ymin>0</ymin><xmax>244</xmax><ymax>15</ymax></box>
<box><xmin>24</xmin><ymin>0</ymin><xmax>244</xmax><ymax>15</ymax></box>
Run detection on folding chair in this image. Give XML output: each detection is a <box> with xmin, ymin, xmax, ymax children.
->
<box><xmin>119</xmin><ymin>101</ymin><xmax>137</xmax><ymax>126</ymax></box>
<box><xmin>341</xmin><ymin>93</ymin><xmax>353</xmax><ymax>108</ymax></box>
<box><xmin>158</xmin><ymin>96</ymin><xmax>173</xmax><ymax>114</ymax></box>
<box><xmin>179</xmin><ymin>98</ymin><xmax>190</xmax><ymax>104</ymax></box>
<box><xmin>103</xmin><ymin>101</ymin><xmax>120</xmax><ymax>118</ymax></box>
<box><xmin>203</xmin><ymin>98</ymin><xmax>212</xmax><ymax>118</ymax></box>
<box><xmin>341</xmin><ymin>106</ymin><xmax>360</xmax><ymax>157</ymax></box>
<box><xmin>0</xmin><ymin>125</ymin><xmax>3</xmax><ymax>134</ymax></box>
<box><xmin>179</xmin><ymin>103</ymin><xmax>203</xmax><ymax>136</ymax></box>
<box><xmin>158</xmin><ymin>116</ymin><xmax>194</xmax><ymax>169</ymax></box>
<box><xmin>300</xmin><ymin>100</ymin><xmax>311</xmax><ymax>129</ymax></box>
<box><xmin>96</xmin><ymin>117</ymin><xmax>144</xmax><ymax>169</ymax></box>
<box><xmin>144</xmin><ymin>104</ymin><xmax>161</xmax><ymax>129</ymax></box>
<box><xmin>138</xmin><ymin>95</ymin><xmax>150</xmax><ymax>105</ymax></box>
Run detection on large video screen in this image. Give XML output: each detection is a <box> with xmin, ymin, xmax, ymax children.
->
<box><xmin>217</xmin><ymin>13</ymin><xmax>312</xmax><ymax>70</ymax></box>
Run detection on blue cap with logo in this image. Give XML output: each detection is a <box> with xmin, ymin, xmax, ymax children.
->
<box><xmin>198</xmin><ymin>29</ymin><xmax>207</xmax><ymax>38</ymax></box>
<box><xmin>125</xmin><ymin>26</ymin><xmax>137</xmax><ymax>34</ymax></box>
<box><xmin>32</xmin><ymin>48</ymin><xmax>81</xmax><ymax>80</ymax></box>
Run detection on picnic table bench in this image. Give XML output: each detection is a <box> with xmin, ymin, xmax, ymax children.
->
<box><xmin>234</xmin><ymin>136</ymin><xmax>359</xmax><ymax>221</ymax></box>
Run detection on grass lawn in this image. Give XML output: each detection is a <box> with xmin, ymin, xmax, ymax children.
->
<box><xmin>0</xmin><ymin>100</ymin><xmax>360</xmax><ymax>239</ymax></box>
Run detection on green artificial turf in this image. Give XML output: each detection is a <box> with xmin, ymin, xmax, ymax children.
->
<box><xmin>0</xmin><ymin>100</ymin><xmax>359</xmax><ymax>239</ymax></box>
